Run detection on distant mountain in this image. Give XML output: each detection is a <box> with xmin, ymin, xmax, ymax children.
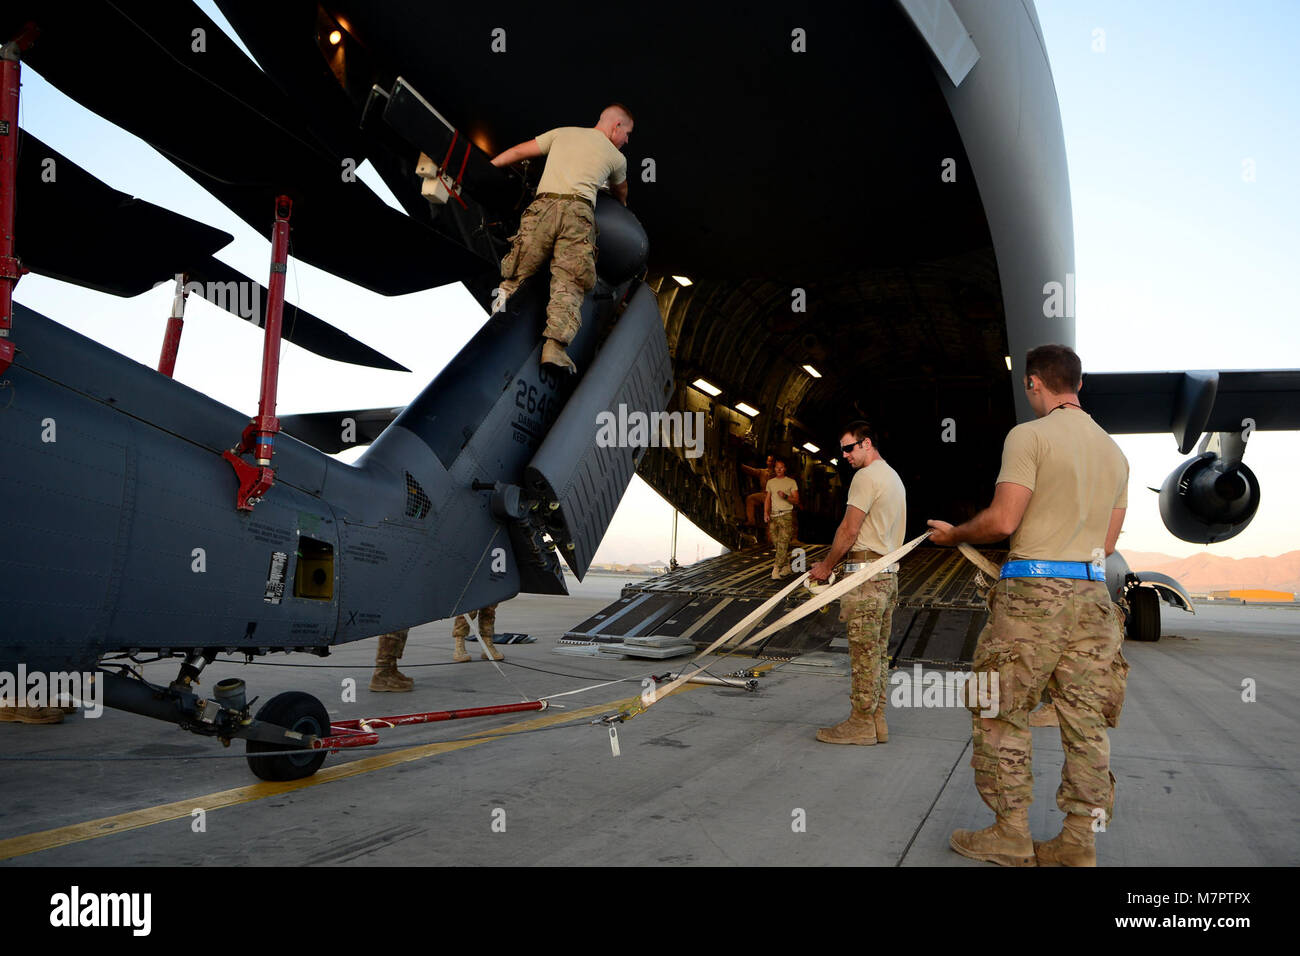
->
<box><xmin>1121</xmin><ymin>549</ymin><xmax>1300</xmax><ymax>593</ymax></box>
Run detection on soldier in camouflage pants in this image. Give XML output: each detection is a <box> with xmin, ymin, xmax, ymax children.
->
<box><xmin>844</xmin><ymin>575</ymin><xmax>898</xmax><ymax>719</ymax></box>
<box><xmin>769</xmin><ymin>512</ymin><xmax>794</xmax><ymax>577</ymax></box>
<box><xmin>497</xmin><ymin>195</ymin><xmax>597</xmax><ymax>349</ymax></box>
<box><xmin>966</xmin><ymin>577</ymin><xmax>1124</xmax><ymax>824</ymax></box>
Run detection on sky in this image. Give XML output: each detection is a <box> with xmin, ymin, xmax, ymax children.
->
<box><xmin>9</xmin><ymin>1</ymin><xmax>1299</xmax><ymax>565</ymax></box>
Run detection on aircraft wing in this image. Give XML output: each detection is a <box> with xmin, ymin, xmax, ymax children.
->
<box><xmin>1082</xmin><ymin>370</ymin><xmax>1300</xmax><ymax>452</ymax></box>
<box><xmin>6</xmin><ymin>0</ymin><xmax>491</xmax><ymax>295</ymax></box>
<box><xmin>15</xmin><ymin>130</ymin><xmax>408</xmax><ymax>371</ymax></box>
<box><xmin>16</xmin><ymin>130</ymin><xmax>232</xmax><ymax>296</ymax></box>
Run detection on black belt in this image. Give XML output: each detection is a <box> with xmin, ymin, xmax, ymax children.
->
<box><xmin>535</xmin><ymin>192</ymin><xmax>594</xmax><ymax>208</ymax></box>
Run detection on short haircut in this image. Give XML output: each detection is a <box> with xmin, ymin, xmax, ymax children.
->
<box><xmin>840</xmin><ymin>420</ymin><xmax>877</xmax><ymax>447</ymax></box>
<box><xmin>771</xmin><ymin>455</ymin><xmax>786</xmax><ymax>466</ymax></box>
<box><xmin>604</xmin><ymin>102</ymin><xmax>634</xmax><ymax>124</ymax></box>
<box><xmin>1025</xmin><ymin>344</ymin><xmax>1082</xmax><ymax>393</ymax></box>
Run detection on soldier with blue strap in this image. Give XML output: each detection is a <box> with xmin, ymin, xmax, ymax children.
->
<box><xmin>928</xmin><ymin>344</ymin><xmax>1130</xmax><ymax>867</ymax></box>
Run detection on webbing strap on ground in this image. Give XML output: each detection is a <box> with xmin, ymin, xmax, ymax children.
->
<box><xmin>639</xmin><ymin>532</ymin><xmax>932</xmax><ymax>715</ymax></box>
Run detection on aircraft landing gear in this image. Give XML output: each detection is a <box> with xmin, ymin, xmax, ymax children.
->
<box><xmin>245</xmin><ymin>691</ymin><xmax>330</xmax><ymax>781</ymax></box>
<box><xmin>101</xmin><ymin>661</ymin><xmax>548</xmax><ymax>780</ymax></box>
<box><xmin>100</xmin><ymin>666</ymin><xmax>335</xmax><ymax>779</ymax></box>
<box><xmin>1125</xmin><ymin>586</ymin><xmax>1162</xmax><ymax>642</ymax></box>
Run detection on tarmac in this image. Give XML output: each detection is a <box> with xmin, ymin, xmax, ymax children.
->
<box><xmin>1</xmin><ymin>577</ymin><xmax>1297</xmax><ymax>867</ymax></box>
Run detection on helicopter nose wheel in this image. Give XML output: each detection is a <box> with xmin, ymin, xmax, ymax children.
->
<box><xmin>246</xmin><ymin>691</ymin><xmax>330</xmax><ymax>781</ymax></box>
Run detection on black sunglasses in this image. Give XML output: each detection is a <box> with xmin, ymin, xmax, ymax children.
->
<box><xmin>840</xmin><ymin>440</ymin><xmax>863</xmax><ymax>455</ymax></box>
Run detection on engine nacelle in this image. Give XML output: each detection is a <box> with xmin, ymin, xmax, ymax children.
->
<box><xmin>1158</xmin><ymin>452</ymin><xmax>1260</xmax><ymax>543</ymax></box>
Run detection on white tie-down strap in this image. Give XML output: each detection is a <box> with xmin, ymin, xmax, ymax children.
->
<box><xmin>957</xmin><ymin>542</ymin><xmax>1000</xmax><ymax>579</ymax></box>
<box><xmin>639</xmin><ymin>531</ymin><xmax>932</xmax><ymax>714</ymax></box>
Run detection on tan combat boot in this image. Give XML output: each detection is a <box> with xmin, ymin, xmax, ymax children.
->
<box><xmin>949</xmin><ymin>809</ymin><xmax>1037</xmax><ymax>866</ymax></box>
<box><xmin>815</xmin><ymin>707</ymin><xmax>877</xmax><ymax>745</ymax></box>
<box><xmin>0</xmin><ymin>705</ymin><xmax>65</xmax><ymax>724</ymax></box>
<box><xmin>874</xmin><ymin>695</ymin><xmax>889</xmax><ymax>743</ymax></box>
<box><xmin>369</xmin><ymin>632</ymin><xmax>414</xmax><ymax>692</ymax></box>
<box><xmin>478</xmin><ymin>625</ymin><xmax>504</xmax><ymax>662</ymax></box>
<box><xmin>390</xmin><ymin>630</ymin><xmax>415</xmax><ymax>688</ymax></box>
<box><xmin>541</xmin><ymin>338</ymin><xmax>578</xmax><ymax>375</ymax></box>
<box><xmin>452</xmin><ymin>615</ymin><xmax>473</xmax><ymax>662</ymax></box>
<box><xmin>1029</xmin><ymin>700</ymin><xmax>1059</xmax><ymax>727</ymax></box>
<box><xmin>1034</xmin><ymin>813</ymin><xmax>1097</xmax><ymax>866</ymax></box>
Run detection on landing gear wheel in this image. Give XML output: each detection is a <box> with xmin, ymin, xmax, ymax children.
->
<box><xmin>246</xmin><ymin>691</ymin><xmax>330</xmax><ymax>781</ymax></box>
<box><xmin>1126</xmin><ymin>586</ymin><xmax>1161</xmax><ymax>643</ymax></box>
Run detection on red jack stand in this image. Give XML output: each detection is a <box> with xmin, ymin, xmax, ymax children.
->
<box><xmin>0</xmin><ymin>25</ymin><xmax>39</xmax><ymax>377</ymax></box>
<box><xmin>224</xmin><ymin>195</ymin><xmax>292</xmax><ymax>511</ymax></box>
<box><xmin>157</xmin><ymin>272</ymin><xmax>189</xmax><ymax>377</ymax></box>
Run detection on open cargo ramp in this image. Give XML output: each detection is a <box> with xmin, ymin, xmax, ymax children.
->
<box><xmin>559</xmin><ymin>544</ymin><xmax>1007</xmax><ymax>668</ymax></box>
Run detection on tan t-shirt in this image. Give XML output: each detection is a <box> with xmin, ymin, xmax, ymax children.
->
<box><xmin>767</xmin><ymin>476</ymin><xmax>798</xmax><ymax>515</ymax></box>
<box><xmin>534</xmin><ymin>127</ymin><xmax>628</xmax><ymax>204</ymax></box>
<box><xmin>997</xmin><ymin>407</ymin><xmax>1129</xmax><ymax>561</ymax></box>
<box><xmin>846</xmin><ymin>459</ymin><xmax>906</xmax><ymax>555</ymax></box>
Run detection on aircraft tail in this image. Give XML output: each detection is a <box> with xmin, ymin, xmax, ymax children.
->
<box><xmin>328</xmin><ymin>197</ymin><xmax>668</xmax><ymax>626</ymax></box>
<box><xmin>524</xmin><ymin>287</ymin><xmax>674</xmax><ymax>579</ymax></box>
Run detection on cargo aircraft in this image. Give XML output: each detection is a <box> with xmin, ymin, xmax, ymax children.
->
<box><xmin>1</xmin><ymin>0</ymin><xmax>1295</xmax><ymax>778</ymax></box>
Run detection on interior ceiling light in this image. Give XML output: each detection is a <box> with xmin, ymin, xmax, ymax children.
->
<box><xmin>328</xmin><ymin>29</ymin><xmax>343</xmax><ymax>45</ymax></box>
<box><xmin>735</xmin><ymin>402</ymin><xmax>759</xmax><ymax>417</ymax></box>
<box><xmin>830</xmin><ymin>458</ymin><xmax>838</xmax><ymax>466</ymax></box>
<box><xmin>692</xmin><ymin>378</ymin><xmax>722</xmax><ymax>397</ymax></box>
<box><xmin>1004</xmin><ymin>355</ymin><xmax>1012</xmax><ymax>370</ymax></box>
<box><xmin>672</xmin><ymin>275</ymin><xmax>693</xmax><ymax>286</ymax></box>
<box><xmin>802</xmin><ymin>364</ymin><xmax>822</xmax><ymax>378</ymax></box>
<box><xmin>802</xmin><ymin>442</ymin><xmax>820</xmax><ymax>454</ymax></box>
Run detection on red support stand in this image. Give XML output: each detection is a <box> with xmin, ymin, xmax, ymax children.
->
<box><xmin>157</xmin><ymin>273</ymin><xmax>188</xmax><ymax>377</ymax></box>
<box><xmin>224</xmin><ymin>195</ymin><xmax>292</xmax><ymax>511</ymax></box>
<box><xmin>0</xmin><ymin>25</ymin><xmax>39</xmax><ymax>377</ymax></box>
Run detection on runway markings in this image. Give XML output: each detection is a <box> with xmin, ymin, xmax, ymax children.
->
<box><xmin>0</xmin><ymin>693</ymin><xmax>644</xmax><ymax>861</ymax></box>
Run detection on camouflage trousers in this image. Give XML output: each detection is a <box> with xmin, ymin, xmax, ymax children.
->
<box><xmin>498</xmin><ymin>195</ymin><xmax>597</xmax><ymax>345</ymax></box>
<box><xmin>841</xmin><ymin>574</ymin><xmax>898</xmax><ymax>715</ymax></box>
<box><xmin>452</xmin><ymin>604</ymin><xmax>498</xmax><ymax>640</ymax></box>
<box><xmin>770</xmin><ymin>512</ymin><xmax>794</xmax><ymax>573</ymax></box>
<box><xmin>967</xmin><ymin>577</ymin><xmax>1126</xmax><ymax>820</ymax></box>
<box><xmin>375</xmin><ymin>628</ymin><xmax>408</xmax><ymax>663</ymax></box>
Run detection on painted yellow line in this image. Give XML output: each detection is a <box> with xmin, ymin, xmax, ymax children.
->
<box><xmin>0</xmin><ymin>694</ymin><xmax>641</xmax><ymax>861</ymax></box>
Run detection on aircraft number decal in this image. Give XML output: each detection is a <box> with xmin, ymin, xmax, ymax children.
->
<box><xmin>511</xmin><ymin>366</ymin><xmax>562</xmax><ymax>445</ymax></box>
<box><xmin>263</xmin><ymin>551</ymin><xmax>288</xmax><ymax>605</ymax></box>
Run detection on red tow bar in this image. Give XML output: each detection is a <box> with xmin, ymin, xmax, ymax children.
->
<box><xmin>316</xmin><ymin>700</ymin><xmax>548</xmax><ymax>751</ymax></box>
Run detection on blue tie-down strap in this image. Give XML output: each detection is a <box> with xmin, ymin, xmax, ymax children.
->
<box><xmin>999</xmin><ymin>560</ymin><xmax>1105</xmax><ymax>581</ymax></box>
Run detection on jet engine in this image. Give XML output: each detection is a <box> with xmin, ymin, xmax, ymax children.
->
<box><xmin>1158</xmin><ymin>450</ymin><xmax>1260</xmax><ymax>543</ymax></box>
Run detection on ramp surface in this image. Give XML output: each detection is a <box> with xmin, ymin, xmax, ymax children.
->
<box><xmin>562</xmin><ymin>545</ymin><xmax>1007</xmax><ymax>666</ymax></box>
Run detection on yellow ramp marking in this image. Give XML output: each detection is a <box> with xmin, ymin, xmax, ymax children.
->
<box><xmin>0</xmin><ymin>693</ymin><xmax>640</xmax><ymax>861</ymax></box>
